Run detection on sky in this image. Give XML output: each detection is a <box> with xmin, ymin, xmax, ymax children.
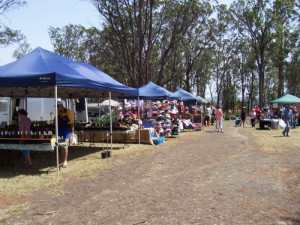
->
<box><xmin>0</xmin><ymin>0</ymin><xmax>101</xmax><ymax>65</ymax></box>
<box><xmin>0</xmin><ymin>0</ymin><xmax>233</xmax><ymax>66</ymax></box>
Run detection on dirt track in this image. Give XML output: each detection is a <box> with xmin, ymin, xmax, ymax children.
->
<box><xmin>3</xmin><ymin>122</ymin><xmax>300</xmax><ymax>225</ymax></box>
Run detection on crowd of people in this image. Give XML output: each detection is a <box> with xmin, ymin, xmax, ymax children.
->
<box><xmin>202</xmin><ymin>104</ymin><xmax>299</xmax><ymax>136</ymax></box>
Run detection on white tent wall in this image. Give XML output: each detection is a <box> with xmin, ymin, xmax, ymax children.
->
<box><xmin>0</xmin><ymin>97</ymin><xmax>10</xmax><ymax>126</ymax></box>
<box><xmin>27</xmin><ymin>98</ymin><xmax>56</xmax><ymax>121</ymax></box>
<box><xmin>0</xmin><ymin>98</ymin><xmax>81</xmax><ymax>124</ymax></box>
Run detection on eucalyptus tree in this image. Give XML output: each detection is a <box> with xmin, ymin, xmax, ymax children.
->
<box><xmin>209</xmin><ymin>4</ymin><xmax>232</xmax><ymax>106</ymax></box>
<box><xmin>89</xmin><ymin>0</ymin><xmax>208</xmax><ymax>88</ymax></box>
<box><xmin>49</xmin><ymin>24</ymin><xmax>102</xmax><ymax>63</ymax></box>
<box><xmin>12</xmin><ymin>37</ymin><xmax>31</xmax><ymax>59</ymax></box>
<box><xmin>244</xmin><ymin>52</ymin><xmax>258</xmax><ymax>110</ymax></box>
<box><xmin>194</xmin><ymin>50</ymin><xmax>213</xmax><ymax>98</ymax></box>
<box><xmin>230</xmin><ymin>0</ymin><xmax>278</xmax><ymax>108</ymax></box>
<box><xmin>286</xmin><ymin>44</ymin><xmax>300</xmax><ymax>96</ymax></box>
<box><xmin>0</xmin><ymin>0</ymin><xmax>27</xmax><ymax>57</ymax></box>
<box><xmin>269</xmin><ymin>0</ymin><xmax>298</xmax><ymax>98</ymax></box>
<box><xmin>180</xmin><ymin>1</ymin><xmax>215</xmax><ymax>93</ymax></box>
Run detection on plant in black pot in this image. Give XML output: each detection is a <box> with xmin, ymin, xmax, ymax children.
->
<box><xmin>101</xmin><ymin>150</ymin><xmax>111</xmax><ymax>159</ymax></box>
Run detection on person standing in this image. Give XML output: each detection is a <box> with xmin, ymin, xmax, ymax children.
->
<box><xmin>18</xmin><ymin>109</ymin><xmax>32</xmax><ymax>167</ymax></box>
<box><xmin>282</xmin><ymin>105</ymin><xmax>293</xmax><ymax>137</ymax></box>
<box><xmin>241</xmin><ymin>107</ymin><xmax>247</xmax><ymax>128</ymax></box>
<box><xmin>255</xmin><ymin>106</ymin><xmax>261</xmax><ymax>122</ymax></box>
<box><xmin>215</xmin><ymin>104</ymin><xmax>224</xmax><ymax>133</ymax></box>
<box><xmin>249</xmin><ymin>109</ymin><xmax>256</xmax><ymax>128</ymax></box>
<box><xmin>205</xmin><ymin>105</ymin><xmax>212</xmax><ymax>127</ymax></box>
<box><xmin>56</xmin><ymin>101</ymin><xmax>74</xmax><ymax>168</ymax></box>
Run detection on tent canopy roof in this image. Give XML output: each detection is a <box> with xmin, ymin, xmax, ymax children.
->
<box><xmin>0</xmin><ymin>47</ymin><xmax>138</xmax><ymax>98</ymax></box>
<box><xmin>270</xmin><ymin>94</ymin><xmax>300</xmax><ymax>105</ymax></box>
<box><xmin>172</xmin><ymin>88</ymin><xmax>202</xmax><ymax>104</ymax></box>
<box><xmin>138</xmin><ymin>82</ymin><xmax>174</xmax><ymax>100</ymax></box>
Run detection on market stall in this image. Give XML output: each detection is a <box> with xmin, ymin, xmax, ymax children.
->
<box><xmin>171</xmin><ymin>88</ymin><xmax>204</xmax><ymax>131</ymax></box>
<box><xmin>0</xmin><ymin>47</ymin><xmax>138</xmax><ymax>177</ymax></box>
<box><xmin>137</xmin><ymin>82</ymin><xmax>179</xmax><ymax>141</ymax></box>
<box><xmin>270</xmin><ymin>94</ymin><xmax>300</xmax><ymax>106</ymax></box>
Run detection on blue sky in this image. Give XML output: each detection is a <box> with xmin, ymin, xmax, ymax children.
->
<box><xmin>0</xmin><ymin>0</ymin><xmax>100</xmax><ymax>65</ymax></box>
<box><xmin>0</xmin><ymin>0</ymin><xmax>233</xmax><ymax>66</ymax></box>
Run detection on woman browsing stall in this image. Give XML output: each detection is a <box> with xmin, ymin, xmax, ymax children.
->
<box><xmin>18</xmin><ymin>109</ymin><xmax>33</xmax><ymax>167</ymax></box>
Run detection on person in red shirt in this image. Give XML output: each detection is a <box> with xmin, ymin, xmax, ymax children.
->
<box><xmin>254</xmin><ymin>106</ymin><xmax>261</xmax><ymax>122</ymax></box>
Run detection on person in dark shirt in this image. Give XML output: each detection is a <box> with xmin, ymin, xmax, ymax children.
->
<box><xmin>55</xmin><ymin>101</ymin><xmax>74</xmax><ymax>168</ymax></box>
<box><xmin>282</xmin><ymin>105</ymin><xmax>293</xmax><ymax>137</ymax></box>
<box><xmin>241</xmin><ymin>107</ymin><xmax>247</xmax><ymax>128</ymax></box>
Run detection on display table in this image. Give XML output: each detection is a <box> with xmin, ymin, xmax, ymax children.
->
<box><xmin>76</xmin><ymin>128</ymin><xmax>158</xmax><ymax>145</ymax></box>
<box><xmin>0</xmin><ymin>138</ymin><xmax>67</xmax><ymax>152</ymax></box>
<box><xmin>76</xmin><ymin>129</ymin><xmax>133</xmax><ymax>147</ymax></box>
<box><xmin>259</xmin><ymin>119</ymin><xmax>272</xmax><ymax>129</ymax></box>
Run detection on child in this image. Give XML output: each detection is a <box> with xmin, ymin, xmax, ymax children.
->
<box><xmin>249</xmin><ymin>109</ymin><xmax>256</xmax><ymax>127</ymax></box>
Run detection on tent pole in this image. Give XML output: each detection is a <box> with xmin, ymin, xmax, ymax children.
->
<box><xmin>138</xmin><ymin>97</ymin><xmax>140</xmax><ymax>145</ymax></box>
<box><xmin>109</xmin><ymin>92</ymin><xmax>113</xmax><ymax>154</ymax></box>
<box><xmin>84</xmin><ymin>98</ymin><xmax>88</xmax><ymax>123</ymax></box>
<box><xmin>55</xmin><ymin>86</ymin><xmax>60</xmax><ymax>178</ymax></box>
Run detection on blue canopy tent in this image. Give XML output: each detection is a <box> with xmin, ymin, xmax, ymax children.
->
<box><xmin>124</xmin><ymin>82</ymin><xmax>175</xmax><ymax>144</ymax></box>
<box><xmin>0</xmin><ymin>47</ymin><xmax>138</xmax><ymax>98</ymax></box>
<box><xmin>172</xmin><ymin>88</ymin><xmax>202</xmax><ymax>104</ymax></box>
<box><xmin>0</xmin><ymin>47</ymin><xmax>138</xmax><ymax>177</ymax></box>
<box><xmin>138</xmin><ymin>82</ymin><xmax>174</xmax><ymax>100</ymax></box>
<box><xmin>79</xmin><ymin>62</ymin><xmax>137</xmax><ymax>97</ymax></box>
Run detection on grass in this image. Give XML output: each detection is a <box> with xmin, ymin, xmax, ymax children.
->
<box><xmin>0</xmin><ymin>132</ymin><xmax>193</xmax><ymax>201</ymax></box>
<box><xmin>0</xmin><ymin>203</ymin><xmax>27</xmax><ymax>224</ymax></box>
<box><xmin>0</xmin><ymin>143</ymin><xmax>157</xmax><ymax>198</ymax></box>
<box><xmin>1</xmin><ymin>125</ymin><xmax>298</xmax><ymax>222</ymax></box>
<box><xmin>0</xmin><ymin>141</ymin><xmax>166</xmax><ymax>224</ymax></box>
<box><xmin>249</xmin><ymin>125</ymin><xmax>300</xmax><ymax>153</ymax></box>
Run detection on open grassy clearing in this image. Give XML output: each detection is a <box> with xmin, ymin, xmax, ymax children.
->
<box><xmin>249</xmin><ymin>126</ymin><xmax>300</xmax><ymax>153</ymax></box>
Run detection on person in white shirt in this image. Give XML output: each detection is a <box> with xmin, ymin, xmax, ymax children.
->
<box><xmin>249</xmin><ymin>109</ymin><xmax>256</xmax><ymax>127</ymax></box>
<box><xmin>205</xmin><ymin>105</ymin><xmax>212</xmax><ymax>127</ymax></box>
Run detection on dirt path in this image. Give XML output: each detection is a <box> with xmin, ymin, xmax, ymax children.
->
<box><xmin>4</xmin><ymin>122</ymin><xmax>300</xmax><ymax>225</ymax></box>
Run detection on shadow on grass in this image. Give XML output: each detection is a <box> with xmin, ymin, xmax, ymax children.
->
<box><xmin>0</xmin><ymin>144</ymin><xmax>123</xmax><ymax>177</ymax></box>
<box><xmin>255</xmin><ymin>128</ymin><xmax>271</xmax><ymax>131</ymax></box>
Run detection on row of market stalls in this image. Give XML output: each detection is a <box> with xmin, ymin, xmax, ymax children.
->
<box><xmin>0</xmin><ymin>47</ymin><xmax>207</xmax><ymax>177</ymax></box>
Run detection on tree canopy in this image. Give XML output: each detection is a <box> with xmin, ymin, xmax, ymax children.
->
<box><xmin>5</xmin><ymin>0</ymin><xmax>298</xmax><ymax>111</ymax></box>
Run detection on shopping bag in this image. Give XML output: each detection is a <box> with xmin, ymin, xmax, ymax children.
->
<box><xmin>279</xmin><ymin>119</ymin><xmax>286</xmax><ymax>129</ymax></box>
<box><xmin>70</xmin><ymin>134</ymin><xmax>78</xmax><ymax>145</ymax></box>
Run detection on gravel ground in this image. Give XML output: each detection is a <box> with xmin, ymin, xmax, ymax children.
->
<box><xmin>3</xmin><ymin>121</ymin><xmax>300</xmax><ymax>225</ymax></box>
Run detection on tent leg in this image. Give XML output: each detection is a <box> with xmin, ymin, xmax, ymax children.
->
<box><xmin>54</xmin><ymin>86</ymin><xmax>60</xmax><ymax>178</ymax></box>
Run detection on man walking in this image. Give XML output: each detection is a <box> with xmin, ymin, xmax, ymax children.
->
<box><xmin>282</xmin><ymin>105</ymin><xmax>293</xmax><ymax>137</ymax></box>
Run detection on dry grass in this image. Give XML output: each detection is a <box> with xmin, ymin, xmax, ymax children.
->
<box><xmin>0</xmin><ymin>143</ymin><xmax>155</xmax><ymax>198</ymax></box>
<box><xmin>0</xmin><ymin>132</ymin><xmax>197</xmax><ymax>201</ymax></box>
<box><xmin>0</xmin><ymin>203</ymin><xmax>27</xmax><ymax>224</ymax></box>
<box><xmin>1</xmin><ymin>126</ymin><xmax>298</xmax><ymax>201</ymax></box>
<box><xmin>249</xmin><ymin>126</ymin><xmax>300</xmax><ymax>153</ymax></box>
